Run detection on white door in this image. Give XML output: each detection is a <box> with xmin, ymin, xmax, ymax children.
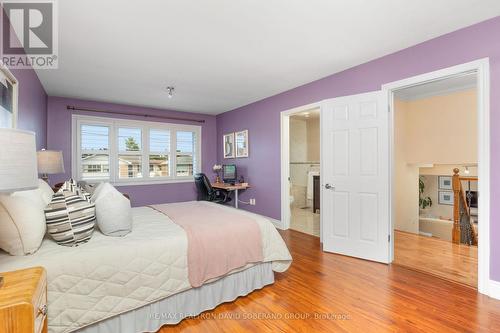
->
<box><xmin>321</xmin><ymin>91</ymin><xmax>389</xmax><ymax>263</ymax></box>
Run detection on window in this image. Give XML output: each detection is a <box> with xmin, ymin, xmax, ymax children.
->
<box><xmin>73</xmin><ymin>115</ymin><xmax>201</xmax><ymax>185</ymax></box>
<box><xmin>176</xmin><ymin>131</ymin><xmax>196</xmax><ymax>177</ymax></box>
<box><xmin>149</xmin><ymin>129</ymin><xmax>170</xmax><ymax>177</ymax></box>
<box><xmin>80</xmin><ymin>125</ymin><xmax>110</xmax><ymax>180</ymax></box>
<box><xmin>0</xmin><ymin>68</ymin><xmax>17</xmax><ymax>129</ymax></box>
<box><xmin>118</xmin><ymin>127</ymin><xmax>142</xmax><ymax>179</ymax></box>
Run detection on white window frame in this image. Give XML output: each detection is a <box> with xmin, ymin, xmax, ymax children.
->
<box><xmin>0</xmin><ymin>64</ymin><xmax>19</xmax><ymax>129</ymax></box>
<box><xmin>72</xmin><ymin>114</ymin><xmax>202</xmax><ymax>185</ymax></box>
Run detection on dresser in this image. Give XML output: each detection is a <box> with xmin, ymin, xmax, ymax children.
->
<box><xmin>0</xmin><ymin>267</ymin><xmax>48</xmax><ymax>333</ymax></box>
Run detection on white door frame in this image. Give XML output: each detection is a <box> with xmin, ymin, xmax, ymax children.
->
<box><xmin>381</xmin><ymin>58</ymin><xmax>490</xmax><ymax>295</ymax></box>
<box><xmin>280</xmin><ymin>102</ymin><xmax>322</xmax><ymax>235</ymax></box>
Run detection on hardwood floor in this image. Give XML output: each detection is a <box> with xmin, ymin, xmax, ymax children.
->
<box><xmin>159</xmin><ymin>230</ymin><xmax>500</xmax><ymax>332</ymax></box>
<box><xmin>394</xmin><ymin>230</ymin><xmax>478</xmax><ymax>287</ymax></box>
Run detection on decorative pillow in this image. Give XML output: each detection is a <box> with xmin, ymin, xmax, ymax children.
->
<box><xmin>37</xmin><ymin>179</ymin><xmax>54</xmax><ymax>206</ymax></box>
<box><xmin>90</xmin><ymin>182</ymin><xmax>106</xmax><ymax>201</ymax></box>
<box><xmin>92</xmin><ymin>183</ymin><xmax>132</xmax><ymax>236</ymax></box>
<box><xmin>44</xmin><ymin>181</ymin><xmax>96</xmax><ymax>247</ymax></box>
<box><xmin>0</xmin><ymin>193</ymin><xmax>46</xmax><ymax>255</ymax></box>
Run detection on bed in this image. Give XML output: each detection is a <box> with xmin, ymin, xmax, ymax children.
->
<box><xmin>0</xmin><ymin>202</ymin><xmax>292</xmax><ymax>333</ymax></box>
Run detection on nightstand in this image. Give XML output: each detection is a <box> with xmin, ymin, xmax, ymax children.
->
<box><xmin>0</xmin><ymin>267</ymin><xmax>48</xmax><ymax>333</ymax></box>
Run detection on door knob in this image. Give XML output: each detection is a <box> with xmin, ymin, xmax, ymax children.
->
<box><xmin>324</xmin><ymin>183</ymin><xmax>335</xmax><ymax>190</ymax></box>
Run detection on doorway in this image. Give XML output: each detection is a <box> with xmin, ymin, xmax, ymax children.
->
<box><xmin>391</xmin><ymin>73</ymin><xmax>479</xmax><ymax>287</ymax></box>
<box><xmin>384</xmin><ymin>58</ymin><xmax>490</xmax><ymax>293</ymax></box>
<box><xmin>281</xmin><ymin>106</ymin><xmax>321</xmax><ymax>237</ymax></box>
<box><xmin>279</xmin><ymin>58</ymin><xmax>490</xmax><ymax>295</ymax></box>
<box><xmin>280</xmin><ymin>103</ymin><xmax>322</xmax><ymax>239</ymax></box>
<box><xmin>288</xmin><ymin>109</ymin><xmax>321</xmax><ymax>236</ymax></box>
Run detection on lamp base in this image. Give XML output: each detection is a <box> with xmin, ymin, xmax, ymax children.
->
<box><xmin>41</xmin><ymin>174</ymin><xmax>49</xmax><ymax>183</ymax></box>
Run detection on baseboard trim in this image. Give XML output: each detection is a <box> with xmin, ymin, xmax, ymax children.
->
<box><xmin>488</xmin><ymin>279</ymin><xmax>500</xmax><ymax>300</ymax></box>
<box><xmin>269</xmin><ymin>218</ymin><xmax>285</xmax><ymax>230</ymax></box>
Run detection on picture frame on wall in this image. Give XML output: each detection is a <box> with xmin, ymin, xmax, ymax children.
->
<box><xmin>438</xmin><ymin>175</ymin><xmax>453</xmax><ymax>190</ymax></box>
<box><xmin>235</xmin><ymin>129</ymin><xmax>249</xmax><ymax>158</ymax></box>
<box><xmin>223</xmin><ymin>132</ymin><xmax>235</xmax><ymax>158</ymax></box>
<box><xmin>438</xmin><ymin>191</ymin><xmax>454</xmax><ymax>205</ymax></box>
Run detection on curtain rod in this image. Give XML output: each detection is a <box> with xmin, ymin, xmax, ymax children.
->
<box><xmin>66</xmin><ymin>105</ymin><xmax>205</xmax><ymax>123</ymax></box>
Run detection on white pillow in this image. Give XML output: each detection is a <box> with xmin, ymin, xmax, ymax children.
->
<box><xmin>93</xmin><ymin>183</ymin><xmax>132</xmax><ymax>237</ymax></box>
<box><xmin>11</xmin><ymin>186</ymin><xmax>46</xmax><ymax>210</ymax></box>
<box><xmin>0</xmin><ymin>193</ymin><xmax>46</xmax><ymax>255</ymax></box>
<box><xmin>90</xmin><ymin>182</ymin><xmax>106</xmax><ymax>201</ymax></box>
<box><xmin>37</xmin><ymin>179</ymin><xmax>54</xmax><ymax>206</ymax></box>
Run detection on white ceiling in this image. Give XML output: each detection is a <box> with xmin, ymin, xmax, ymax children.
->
<box><xmin>394</xmin><ymin>73</ymin><xmax>477</xmax><ymax>101</ymax></box>
<box><xmin>35</xmin><ymin>0</ymin><xmax>500</xmax><ymax>115</ymax></box>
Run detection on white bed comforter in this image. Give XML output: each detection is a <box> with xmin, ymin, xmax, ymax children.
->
<box><xmin>0</xmin><ymin>203</ymin><xmax>292</xmax><ymax>333</ymax></box>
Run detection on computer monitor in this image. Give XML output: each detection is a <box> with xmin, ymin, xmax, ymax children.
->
<box><xmin>222</xmin><ymin>164</ymin><xmax>237</xmax><ymax>184</ymax></box>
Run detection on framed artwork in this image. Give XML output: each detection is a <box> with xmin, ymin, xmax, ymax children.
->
<box><xmin>438</xmin><ymin>191</ymin><xmax>454</xmax><ymax>205</ymax></box>
<box><xmin>0</xmin><ymin>65</ymin><xmax>18</xmax><ymax>129</ymax></box>
<box><xmin>235</xmin><ymin>129</ymin><xmax>249</xmax><ymax>158</ymax></box>
<box><xmin>438</xmin><ymin>176</ymin><xmax>453</xmax><ymax>190</ymax></box>
<box><xmin>223</xmin><ymin>132</ymin><xmax>235</xmax><ymax>158</ymax></box>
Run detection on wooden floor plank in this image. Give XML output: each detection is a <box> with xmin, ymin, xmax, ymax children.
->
<box><xmin>393</xmin><ymin>230</ymin><xmax>477</xmax><ymax>287</ymax></box>
<box><xmin>159</xmin><ymin>229</ymin><xmax>500</xmax><ymax>332</ymax></box>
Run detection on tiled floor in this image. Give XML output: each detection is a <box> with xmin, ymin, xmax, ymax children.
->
<box><xmin>290</xmin><ymin>206</ymin><xmax>320</xmax><ymax>237</ymax></box>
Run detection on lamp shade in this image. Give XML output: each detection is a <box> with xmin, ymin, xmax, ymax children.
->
<box><xmin>37</xmin><ymin>150</ymin><xmax>65</xmax><ymax>174</ymax></box>
<box><xmin>0</xmin><ymin>128</ymin><xmax>38</xmax><ymax>192</ymax></box>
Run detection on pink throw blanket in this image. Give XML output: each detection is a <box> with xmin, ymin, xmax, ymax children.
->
<box><xmin>150</xmin><ymin>202</ymin><xmax>263</xmax><ymax>287</ymax></box>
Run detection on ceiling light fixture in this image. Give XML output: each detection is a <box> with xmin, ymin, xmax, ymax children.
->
<box><xmin>166</xmin><ymin>86</ymin><xmax>174</xmax><ymax>99</ymax></box>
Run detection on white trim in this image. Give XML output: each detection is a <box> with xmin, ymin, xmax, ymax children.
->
<box><xmin>71</xmin><ymin>114</ymin><xmax>202</xmax><ymax>185</ymax></box>
<box><xmin>488</xmin><ymin>280</ymin><xmax>500</xmax><ymax>300</ymax></box>
<box><xmin>382</xmin><ymin>58</ymin><xmax>490</xmax><ymax>296</ymax></box>
<box><xmin>279</xmin><ymin>102</ymin><xmax>322</xmax><ymax>235</ymax></box>
<box><xmin>395</xmin><ymin>82</ymin><xmax>476</xmax><ymax>101</ymax></box>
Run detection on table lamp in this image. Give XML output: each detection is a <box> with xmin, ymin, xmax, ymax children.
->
<box><xmin>37</xmin><ymin>149</ymin><xmax>64</xmax><ymax>183</ymax></box>
<box><xmin>0</xmin><ymin>128</ymin><xmax>38</xmax><ymax>287</ymax></box>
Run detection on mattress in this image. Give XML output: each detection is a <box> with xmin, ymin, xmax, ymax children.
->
<box><xmin>0</xmin><ymin>203</ymin><xmax>292</xmax><ymax>333</ymax></box>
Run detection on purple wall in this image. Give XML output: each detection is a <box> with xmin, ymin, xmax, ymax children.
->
<box><xmin>9</xmin><ymin>67</ymin><xmax>48</xmax><ymax>150</ymax></box>
<box><xmin>46</xmin><ymin>96</ymin><xmax>217</xmax><ymax>207</ymax></box>
<box><xmin>216</xmin><ymin>17</ymin><xmax>500</xmax><ymax>281</ymax></box>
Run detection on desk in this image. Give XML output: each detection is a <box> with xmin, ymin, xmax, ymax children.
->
<box><xmin>212</xmin><ymin>182</ymin><xmax>250</xmax><ymax>208</ymax></box>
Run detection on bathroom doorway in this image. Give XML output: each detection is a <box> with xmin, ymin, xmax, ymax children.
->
<box><xmin>284</xmin><ymin>108</ymin><xmax>321</xmax><ymax>237</ymax></box>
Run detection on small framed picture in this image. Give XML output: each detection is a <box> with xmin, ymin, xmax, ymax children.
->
<box><xmin>223</xmin><ymin>133</ymin><xmax>235</xmax><ymax>158</ymax></box>
<box><xmin>235</xmin><ymin>130</ymin><xmax>249</xmax><ymax>158</ymax></box>
<box><xmin>438</xmin><ymin>176</ymin><xmax>453</xmax><ymax>190</ymax></box>
<box><xmin>438</xmin><ymin>191</ymin><xmax>454</xmax><ymax>205</ymax></box>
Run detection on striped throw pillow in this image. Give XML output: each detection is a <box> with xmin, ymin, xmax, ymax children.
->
<box><xmin>44</xmin><ymin>181</ymin><xmax>96</xmax><ymax>246</ymax></box>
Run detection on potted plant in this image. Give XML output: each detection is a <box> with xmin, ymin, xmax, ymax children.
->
<box><xmin>419</xmin><ymin>176</ymin><xmax>432</xmax><ymax>210</ymax></box>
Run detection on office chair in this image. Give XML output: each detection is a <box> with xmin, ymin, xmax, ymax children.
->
<box><xmin>194</xmin><ymin>173</ymin><xmax>232</xmax><ymax>204</ymax></box>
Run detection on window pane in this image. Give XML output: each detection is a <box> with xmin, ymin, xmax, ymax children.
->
<box><xmin>176</xmin><ymin>131</ymin><xmax>194</xmax><ymax>153</ymax></box>
<box><xmin>0</xmin><ymin>80</ymin><xmax>13</xmax><ymax>128</ymax></box>
<box><xmin>118</xmin><ymin>128</ymin><xmax>141</xmax><ymax>152</ymax></box>
<box><xmin>150</xmin><ymin>129</ymin><xmax>170</xmax><ymax>153</ymax></box>
<box><xmin>149</xmin><ymin>154</ymin><xmax>169</xmax><ymax>177</ymax></box>
<box><xmin>81</xmin><ymin>125</ymin><xmax>109</xmax><ymax>151</ymax></box>
<box><xmin>81</xmin><ymin>154</ymin><xmax>109</xmax><ymax>180</ymax></box>
<box><xmin>118</xmin><ymin>155</ymin><xmax>142</xmax><ymax>178</ymax></box>
<box><xmin>176</xmin><ymin>131</ymin><xmax>195</xmax><ymax>176</ymax></box>
<box><xmin>176</xmin><ymin>153</ymin><xmax>193</xmax><ymax>177</ymax></box>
